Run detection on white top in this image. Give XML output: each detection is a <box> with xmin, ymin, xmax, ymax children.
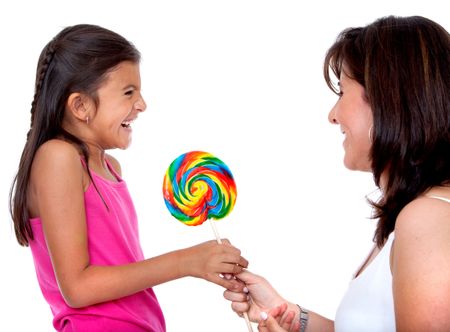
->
<box><xmin>334</xmin><ymin>232</ymin><xmax>396</xmax><ymax>332</ymax></box>
<box><xmin>334</xmin><ymin>195</ymin><xmax>449</xmax><ymax>331</ymax></box>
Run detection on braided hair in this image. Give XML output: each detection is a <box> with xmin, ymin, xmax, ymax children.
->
<box><xmin>10</xmin><ymin>24</ymin><xmax>140</xmax><ymax>246</ymax></box>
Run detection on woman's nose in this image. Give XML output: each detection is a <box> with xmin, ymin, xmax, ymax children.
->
<box><xmin>328</xmin><ymin>103</ymin><xmax>338</xmax><ymax>124</ymax></box>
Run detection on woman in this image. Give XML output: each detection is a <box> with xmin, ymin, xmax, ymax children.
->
<box><xmin>225</xmin><ymin>15</ymin><xmax>450</xmax><ymax>331</ymax></box>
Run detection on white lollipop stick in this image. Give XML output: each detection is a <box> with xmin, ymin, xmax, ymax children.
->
<box><xmin>242</xmin><ymin>312</ymin><xmax>254</xmax><ymax>332</ymax></box>
<box><xmin>209</xmin><ymin>220</ymin><xmax>254</xmax><ymax>332</ymax></box>
<box><xmin>209</xmin><ymin>219</ymin><xmax>223</xmax><ymax>244</ymax></box>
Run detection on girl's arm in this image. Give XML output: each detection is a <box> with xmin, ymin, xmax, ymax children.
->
<box><xmin>392</xmin><ymin>196</ymin><xmax>450</xmax><ymax>331</ymax></box>
<box><xmin>29</xmin><ymin>140</ymin><xmax>247</xmax><ymax>308</ymax></box>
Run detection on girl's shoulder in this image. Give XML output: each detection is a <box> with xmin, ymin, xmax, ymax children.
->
<box><xmin>35</xmin><ymin>138</ymin><xmax>80</xmax><ymax>159</ymax></box>
<box><xmin>32</xmin><ymin>139</ymin><xmax>83</xmax><ymax>178</ymax></box>
<box><xmin>29</xmin><ymin>139</ymin><xmax>86</xmax><ymax>216</ymax></box>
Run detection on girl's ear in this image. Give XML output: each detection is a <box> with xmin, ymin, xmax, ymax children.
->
<box><xmin>66</xmin><ymin>93</ymin><xmax>91</xmax><ymax>122</ymax></box>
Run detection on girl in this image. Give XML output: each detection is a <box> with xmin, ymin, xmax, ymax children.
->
<box><xmin>224</xmin><ymin>15</ymin><xmax>450</xmax><ymax>332</ymax></box>
<box><xmin>9</xmin><ymin>24</ymin><xmax>248</xmax><ymax>332</ymax></box>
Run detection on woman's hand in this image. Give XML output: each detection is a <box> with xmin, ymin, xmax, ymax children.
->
<box><xmin>223</xmin><ymin>270</ymin><xmax>295</xmax><ymax>322</ymax></box>
<box><xmin>258</xmin><ymin>303</ymin><xmax>300</xmax><ymax>332</ymax></box>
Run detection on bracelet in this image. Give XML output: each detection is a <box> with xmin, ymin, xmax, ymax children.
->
<box><xmin>297</xmin><ymin>305</ymin><xmax>309</xmax><ymax>332</ymax></box>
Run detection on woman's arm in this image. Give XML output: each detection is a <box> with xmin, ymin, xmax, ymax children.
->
<box><xmin>29</xmin><ymin>140</ymin><xmax>247</xmax><ymax>308</ymax></box>
<box><xmin>224</xmin><ymin>270</ymin><xmax>334</xmax><ymax>331</ymax></box>
<box><xmin>393</xmin><ymin>196</ymin><xmax>450</xmax><ymax>331</ymax></box>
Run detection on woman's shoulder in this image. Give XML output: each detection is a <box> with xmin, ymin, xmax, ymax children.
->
<box><xmin>392</xmin><ymin>188</ymin><xmax>450</xmax><ymax>329</ymax></box>
<box><xmin>395</xmin><ymin>186</ymin><xmax>450</xmax><ymax>239</ymax></box>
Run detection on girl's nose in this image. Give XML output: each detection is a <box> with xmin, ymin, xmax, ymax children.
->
<box><xmin>135</xmin><ymin>95</ymin><xmax>147</xmax><ymax>112</ymax></box>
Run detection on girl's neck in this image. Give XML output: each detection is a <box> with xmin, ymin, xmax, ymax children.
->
<box><xmin>85</xmin><ymin>142</ymin><xmax>108</xmax><ymax>169</ymax></box>
<box><xmin>62</xmin><ymin>119</ymin><xmax>107</xmax><ymax>167</ymax></box>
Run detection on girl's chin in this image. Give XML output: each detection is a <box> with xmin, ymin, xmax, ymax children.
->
<box><xmin>113</xmin><ymin>139</ymin><xmax>132</xmax><ymax>150</ymax></box>
<box><xmin>118</xmin><ymin>141</ymin><xmax>132</xmax><ymax>150</ymax></box>
<box><xmin>118</xmin><ymin>128</ymin><xmax>132</xmax><ymax>149</ymax></box>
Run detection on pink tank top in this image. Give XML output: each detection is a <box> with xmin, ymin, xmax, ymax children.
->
<box><xmin>29</xmin><ymin>158</ymin><xmax>166</xmax><ymax>332</ymax></box>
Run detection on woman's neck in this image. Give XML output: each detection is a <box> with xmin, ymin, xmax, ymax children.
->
<box><xmin>378</xmin><ymin>172</ymin><xmax>388</xmax><ymax>194</ymax></box>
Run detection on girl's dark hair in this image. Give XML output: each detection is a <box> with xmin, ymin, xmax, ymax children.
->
<box><xmin>324</xmin><ymin>16</ymin><xmax>450</xmax><ymax>247</ymax></box>
<box><xmin>10</xmin><ymin>24</ymin><xmax>141</xmax><ymax>246</ymax></box>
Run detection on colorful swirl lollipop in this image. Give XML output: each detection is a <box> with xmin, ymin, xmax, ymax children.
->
<box><xmin>163</xmin><ymin>151</ymin><xmax>237</xmax><ymax>226</ymax></box>
<box><xmin>163</xmin><ymin>151</ymin><xmax>253</xmax><ymax>332</ymax></box>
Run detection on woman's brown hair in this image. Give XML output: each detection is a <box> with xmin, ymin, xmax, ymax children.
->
<box><xmin>324</xmin><ymin>16</ymin><xmax>450</xmax><ymax>246</ymax></box>
<box><xmin>9</xmin><ymin>24</ymin><xmax>140</xmax><ymax>246</ymax></box>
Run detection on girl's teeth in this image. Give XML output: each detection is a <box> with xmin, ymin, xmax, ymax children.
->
<box><xmin>121</xmin><ymin>118</ymin><xmax>136</xmax><ymax>128</ymax></box>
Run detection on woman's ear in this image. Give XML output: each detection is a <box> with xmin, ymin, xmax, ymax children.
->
<box><xmin>66</xmin><ymin>92</ymin><xmax>91</xmax><ymax>122</ymax></box>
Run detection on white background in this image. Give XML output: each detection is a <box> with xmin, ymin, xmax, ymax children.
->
<box><xmin>0</xmin><ymin>1</ymin><xmax>447</xmax><ymax>331</ymax></box>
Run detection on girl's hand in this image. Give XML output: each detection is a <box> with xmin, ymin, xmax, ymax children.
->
<box><xmin>258</xmin><ymin>303</ymin><xmax>300</xmax><ymax>332</ymax></box>
<box><xmin>183</xmin><ymin>239</ymin><xmax>248</xmax><ymax>290</ymax></box>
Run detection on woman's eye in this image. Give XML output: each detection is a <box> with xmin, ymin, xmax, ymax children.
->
<box><xmin>336</xmin><ymin>81</ymin><xmax>344</xmax><ymax>98</ymax></box>
<box><xmin>335</xmin><ymin>81</ymin><xmax>343</xmax><ymax>97</ymax></box>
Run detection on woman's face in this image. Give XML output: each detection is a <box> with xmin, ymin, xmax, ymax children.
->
<box><xmin>328</xmin><ymin>70</ymin><xmax>373</xmax><ymax>172</ymax></box>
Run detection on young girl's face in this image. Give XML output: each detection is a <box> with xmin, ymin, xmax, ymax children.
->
<box><xmin>89</xmin><ymin>61</ymin><xmax>146</xmax><ymax>150</ymax></box>
<box><xmin>328</xmin><ymin>70</ymin><xmax>373</xmax><ymax>172</ymax></box>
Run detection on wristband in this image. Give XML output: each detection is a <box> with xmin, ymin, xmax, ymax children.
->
<box><xmin>297</xmin><ymin>305</ymin><xmax>309</xmax><ymax>332</ymax></box>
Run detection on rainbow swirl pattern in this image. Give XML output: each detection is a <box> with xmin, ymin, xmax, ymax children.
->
<box><xmin>163</xmin><ymin>151</ymin><xmax>237</xmax><ymax>226</ymax></box>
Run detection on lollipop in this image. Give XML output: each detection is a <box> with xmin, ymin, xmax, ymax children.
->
<box><xmin>163</xmin><ymin>151</ymin><xmax>237</xmax><ymax>239</ymax></box>
<box><xmin>163</xmin><ymin>151</ymin><xmax>253</xmax><ymax>332</ymax></box>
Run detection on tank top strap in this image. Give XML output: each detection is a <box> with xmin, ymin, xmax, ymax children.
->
<box><xmin>79</xmin><ymin>156</ymin><xmax>122</xmax><ymax>182</ymax></box>
<box><xmin>105</xmin><ymin>157</ymin><xmax>123</xmax><ymax>182</ymax></box>
<box><xmin>425</xmin><ymin>195</ymin><xmax>450</xmax><ymax>203</ymax></box>
<box><xmin>80</xmin><ymin>156</ymin><xmax>88</xmax><ymax>168</ymax></box>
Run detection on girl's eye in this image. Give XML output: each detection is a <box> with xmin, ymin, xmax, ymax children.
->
<box><xmin>125</xmin><ymin>90</ymin><xmax>134</xmax><ymax>96</ymax></box>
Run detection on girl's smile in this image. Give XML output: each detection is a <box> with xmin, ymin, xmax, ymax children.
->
<box><xmin>73</xmin><ymin>61</ymin><xmax>147</xmax><ymax>151</ymax></box>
